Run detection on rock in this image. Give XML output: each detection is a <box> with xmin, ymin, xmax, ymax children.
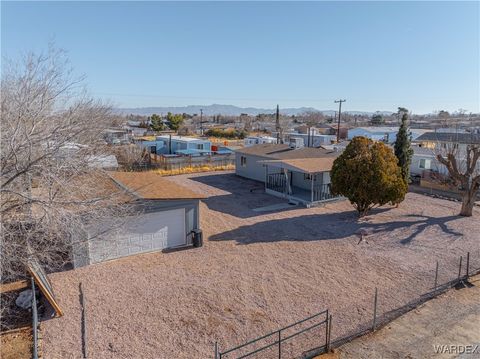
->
<box><xmin>15</xmin><ymin>289</ymin><xmax>33</xmax><ymax>309</ymax></box>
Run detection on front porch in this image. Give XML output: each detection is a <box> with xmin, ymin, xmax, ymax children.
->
<box><xmin>262</xmin><ymin>158</ymin><xmax>342</xmax><ymax>207</ymax></box>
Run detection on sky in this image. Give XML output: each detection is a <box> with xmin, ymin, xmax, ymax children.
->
<box><xmin>1</xmin><ymin>1</ymin><xmax>479</xmax><ymax>114</ymax></box>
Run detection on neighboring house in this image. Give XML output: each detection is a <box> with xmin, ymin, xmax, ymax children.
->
<box><xmin>235</xmin><ymin>142</ymin><xmax>341</xmax><ymax>206</ymax></box>
<box><xmin>72</xmin><ymin>171</ymin><xmax>205</xmax><ymax>267</ymax></box>
<box><xmin>284</xmin><ymin>132</ymin><xmax>336</xmax><ymax>147</ymax></box>
<box><xmin>415</xmin><ymin>132</ymin><xmax>480</xmax><ymax>150</ymax></box>
<box><xmin>348</xmin><ymin>127</ymin><xmax>430</xmax><ymax>144</ymax></box>
<box><xmin>139</xmin><ymin>135</ymin><xmax>212</xmax><ymax>156</ymax></box>
<box><xmin>411</xmin><ymin>132</ymin><xmax>480</xmax><ymax>180</ymax></box>
<box><xmin>410</xmin><ymin>146</ymin><xmax>444</xmax><ymax>177</ymax></box>
<box><xmin>104</xmin><ymin>129</ymin><xmax>132</xmax><ymax>145</ymax></box>
<box><xmin>244</xmin><ymin>136</ymin><xmax>277</xmax><ymax>147</ymax></box>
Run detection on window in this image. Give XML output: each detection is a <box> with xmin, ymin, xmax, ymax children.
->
<box><xmin>304</xmin><ymin>173</ymin><xmax>318</xmax><ymax>181</ymax></box>
<box><xmin>419</xmin><ymin>159</ymin><xmax>431</xmax><ymax>169</ymax></box>
<box><xmin>241</xmin><ymin>156</ymin><xmax>247</xmax><ymax>167</ymax></box>
<box><xmin>196</xmin><ymin>143</ymin><xmax>204</xmax><ymax>150</ymax></box>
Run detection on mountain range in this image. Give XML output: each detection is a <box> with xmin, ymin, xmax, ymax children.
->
<box><xmin>115</xmin><ymin>104</ymin><xmax>394</xmax><ymax>117</ymax></box>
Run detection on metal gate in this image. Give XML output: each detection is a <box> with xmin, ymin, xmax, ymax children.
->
<box><xmin>216</xmin><ymin>309</ymin><xmax>331</xmax><ymax>359</ymax></box>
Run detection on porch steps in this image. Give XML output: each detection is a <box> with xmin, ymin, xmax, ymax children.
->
<box><xmin>252</xmin><ymin>202</ymin><xmax>298</xmax><ymax>212</ymax></box>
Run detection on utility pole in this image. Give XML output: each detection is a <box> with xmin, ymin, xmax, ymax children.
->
<box><xmin>275</xmin><ymin>104</ymin><xmax>280</xmax><ymax>144</ymax></box>
<box><xmin>200</xmin><ymin>109</ymin><xmax>203</xmax><ymax>135</ymax></box>
<box><xmin>334</xmin><ymin>99</ymin><xmax>346</xmax><ymax>143</ymax></box>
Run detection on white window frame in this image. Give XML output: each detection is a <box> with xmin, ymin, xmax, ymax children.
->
<box><xmin>241</xmin><ymin>156</ymin><xmax>247</xmax><ymax>167</ymax></box>
<box><xmin>419</xmin><ymin>158</ymin><xmax>431</xmax><ymax>169</ymax></box>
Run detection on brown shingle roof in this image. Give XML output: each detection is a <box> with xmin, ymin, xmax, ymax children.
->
<box><xmin>260</xmin><ymin>157</ymin><xmax>337</xmax><ymax>174</ymax></box>
<box><xmin>109</xmin><ymin>172</ymin><xmax>205</xmax><ymax>200</ymax></box>
<box><xmin>273</xmin><ymin>147</ymin><xmax>339</xmax><ymax>159</ymax></box>
<box><xmin>234</xmin><ymin>144</ymin><xmax>290</xmax><ymax>157</ymax></box>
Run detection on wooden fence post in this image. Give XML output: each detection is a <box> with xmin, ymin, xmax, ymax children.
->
<box><xmin>372</xmin><ymin>287</ymin><xmax>378</xmax><ymax>331</ymax></box>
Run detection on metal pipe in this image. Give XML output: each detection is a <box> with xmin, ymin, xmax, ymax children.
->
<box><xmin>31</xmin><ymin>277</ymin><xmax>38</xmax><ymax>359</ymax></box>
<box><xmin>466</xmin><ymin>252</ymin><xmax>470</xmax><ymax>279</ymax></box>
<box><xmin>434</xmin><ymin>261</ymin><xmax>439</xmax><ymax>292</ymax></box>
<box><xmin>373</xmin><ymin>287</ymin><xmax>378</xmax><ymax>331</ymax></box>
<box><xmin>458</xmin><ymin>256</ymin><xmax>463</xmax><ymax>279</ymax></box>
<box><xmin>278</xmin><ymin>330</ymin><xmax>281</xmax><ymax>359</ymax></box>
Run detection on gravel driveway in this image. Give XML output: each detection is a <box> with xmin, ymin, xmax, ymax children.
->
<box><xmin>42</xmin><ymin>171</ymin><xmax>480</xmax><ymax>359</ymax></box>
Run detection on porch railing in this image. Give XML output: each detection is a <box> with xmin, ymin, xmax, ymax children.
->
<box><xmin>266</xmin><ymin>173</ymin><xmax>287</xmax><ymax>193</ymax></box>
<box><xmin>312</xmin><ymin>183</ymin><xmax>337</xmax><ymax>202</ymax></box>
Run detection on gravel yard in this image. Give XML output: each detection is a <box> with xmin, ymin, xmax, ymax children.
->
<box><xmin>42</xmin><ymin>171</ymin><xmax>480</xmax><ymax>359</ymax></box>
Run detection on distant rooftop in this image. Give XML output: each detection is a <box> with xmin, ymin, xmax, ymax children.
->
<box><xmin>156</xmin><ymin>135</ymin><xmax>209</xmax><ymax>142</ymax></box>
<box><xmin>416</xmin><ymin>132</ymin><xmax>480</xmax><ymax>144</ymax></box>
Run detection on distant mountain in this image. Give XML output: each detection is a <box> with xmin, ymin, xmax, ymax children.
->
<box><xmin>115</xmin><ymin>104</ymin><xmax>394</xmax><ymax>117</ymax></box>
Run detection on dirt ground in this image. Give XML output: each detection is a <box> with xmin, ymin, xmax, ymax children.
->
<box><xmin>41</xmin><ymin>171</ymin><xmax>480</xmax><ymax>359</ymax></box>
<box><xmin>338</xmin><ymin>275</ymin><xmax>480</xmax><ymax>359</ymax></box>
<box><xmin>0</xmin><ymin>327</ymin><xmax>32</xmax><ymax>359</ymax></box>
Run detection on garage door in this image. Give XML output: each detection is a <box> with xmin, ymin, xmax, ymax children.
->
<box><xmin>88</xmin><ymin>208</ymin><xmax>186</xmax><ymax>264</ymax></box>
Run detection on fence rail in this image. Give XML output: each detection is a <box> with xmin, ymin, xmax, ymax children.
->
<box><xmin>312</xmin><ymin>183</ymin><xmax>337</xmax><ymax>202</ymax></box>
<box><xmin>217</xmin><ymin>310</ymin><xmax>329</xmax><ymax>359</ymax></box>
<box><xmin>266</xmin><ymin>173</ymin><xmax>287</xmax><ymax>193</ymax></box>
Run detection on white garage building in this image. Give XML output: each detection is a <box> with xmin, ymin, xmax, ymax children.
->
<box><xmin>73</xmin><ymin>172</ymin><xmax>205</xmax><ymax>267</ymax></box>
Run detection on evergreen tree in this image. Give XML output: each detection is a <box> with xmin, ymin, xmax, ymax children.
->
<box><xmin>394</xmin><ymin>112</ymin><xmax>413</xmax><ymax>183</ymax></box>
<box><xmin>331</xmin><ymin>137</ymin><xmax>407</xmax><ymax>217</ymax></box>
<box><xmin>150</xmin><ymin>113</ymin><xmax>165</xmax><ymax>131</ymax></box>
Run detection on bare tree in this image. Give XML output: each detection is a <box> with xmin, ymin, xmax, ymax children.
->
<box><xmin>436</xmin><ymin>142</ymin><xmax>480</xmax><ymax>217</ymax></box>
<box><xmin>1</xmin><ymin>46</ymin><xmax>131</xmax><ymax>287</ymax></box>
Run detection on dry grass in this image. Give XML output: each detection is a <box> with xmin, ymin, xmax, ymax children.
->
<box><xmin>152</xmin><ymin>164</ymin><xmax>235</xmax><ymax>176</ymax></box>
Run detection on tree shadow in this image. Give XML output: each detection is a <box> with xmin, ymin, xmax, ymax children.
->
<box><xmin>209</xmin><ymin>211</ymin><xmax>464</xmax><ymax>245</ymax></box>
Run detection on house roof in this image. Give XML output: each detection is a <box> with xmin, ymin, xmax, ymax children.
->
<box><xmin>249</xmin><ymin>146</ymin><xmax>341</xmax><ymax>173</ymax></box>
<box><xmin>156</xmin><ymin>135</ymin><xmax>209</xmax><ymax>143</ymax></box>
<box><xmin>415</xmin><ymin>132</ymin><xmax>480</xmax><ymax>144</ymax></box>
<box><xmin>260</xmin><ymin>157</ymin><xmax>337</xmax><ymax>174</ymax></box>
<box><xmin>235</xmin><ymin>143</ymin><xmax>290</xmax><ymax>157</ymax></box>
<box><xmin>109</xmin><ymin>172</ymin><xmax>205</xmax><ymax>200</ymax></box>
<box><xmin>413</xmin><ymin>146</ymin><xmax>436</xmax><ymax>157</ymax></box>
<box><xmin>235</xmin><ymin>144</ymin><xmax>340</xmax><ymax>160</ymax></box>
<box><xmin>273</xmin><ymin>147</ymin><xmax>339</xmax><ymax>160</ymax></box>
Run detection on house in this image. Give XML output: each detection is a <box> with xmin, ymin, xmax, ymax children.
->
<box><xmin>235</xmin><ymin>142</ymin><xmax>341</xmax><ymax>206</ymax></box>
<box><xmin>410</xmin><ymin>146</ymin><xmax>443</xmax><ymax>177</ymax></box>
<box><xmin>139</xmin><ymin>135</ymin><xmax>212</xmax><ymax>156</ymax></box>
<box><xmin>348</xmin><ymin>127</ymin><xmax>430</xmax><ymax>144</ymax></box>
<box><xmin>104</xmin><ymin>129</ymin><xmax>132</xmax><ymax>145</ymax></box>
<box><xmin>415</xmin><ymin>132</ymin><xmax>480</xmax><ymax>150</ymax></box>
<box><xmin>284</xmin><ymin>131</ymin><xmax>337</xmax><ymax>147</ymax></box>
<box><xmin>72</xmin><ymin>171</ymin><xmax>205</xmax><ymax>267</ymax></box>
<box><xmin>244</xmin><ymin>136</ymin><xmax>277</xmax><ymax>147</ymax></box>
